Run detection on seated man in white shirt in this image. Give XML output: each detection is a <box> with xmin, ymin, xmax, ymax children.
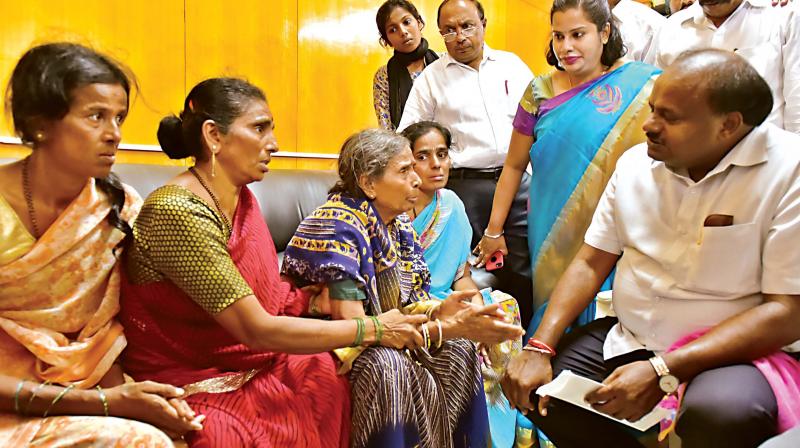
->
<box><xmin>398</xmin><ymin>0</ymin><xmax>535</xmax><ymax>323</ymax></box>
<box><xmin>502</xmin><ymin>49</ymin><xmax>800</xmax><ymax>448</ymax></box>
<box><xmin>646</xmin><ymin>0</ymin><xmax>800</xmax><ymax>133</ymax></box>
<box><xmin>608</xmin><ymin>0</ymin><xmax>665</xmax><ymax>61</ymax></box>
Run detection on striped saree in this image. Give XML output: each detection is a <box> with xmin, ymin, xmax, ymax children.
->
<box><xmin>283</xmin><ymin>194</ymin><xmax>489</xmax><ymax>448</ymax></box>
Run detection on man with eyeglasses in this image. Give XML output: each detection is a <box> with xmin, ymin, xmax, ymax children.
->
<box><xmin>398</xmin><ymin>0</ymin><xmax>535</xmax><ymax>325</ymax></box>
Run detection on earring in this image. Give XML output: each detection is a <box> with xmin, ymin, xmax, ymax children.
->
<box><xmin>34</xmin><ymin>132</ymin><xmax>44</xmax><ymax>141</ymax></box>
<box><xmin>211</xmin><ymin>152</ymin><xmax>217</xmax><ymax>178</ymax></box>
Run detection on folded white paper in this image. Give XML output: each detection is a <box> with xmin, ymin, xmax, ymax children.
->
<box><xmin>536</xmin><ymin>370</ymin><xmax>671</xmax><ymax>431</ymax></box>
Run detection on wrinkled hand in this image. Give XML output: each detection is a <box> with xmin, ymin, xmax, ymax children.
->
<box><xmin>473</xmin><ymin>235</ymin><xmax>508</xmax><ymax>268</ymax></box>
<box><xmin>447</xmin><ymin>303</ymin><xmax>524</xmax><ymax>345</ymax></box>
<box><xmin>377</xmin><ymin>309</ymin><xmax>428</xmax><ymax>349</ymax></box>
<box><xmin>106</xmin><ymin>381</ymin><xmax>203</xmax><ymax>439</ymax></box>
<box><xmin>305</xmin><ymin>284</ymin><xmax>331</xmax><ymax>315</ymax></box>
<box><xmin>585</xmin><ymin>360</ymin><xmax>664</xmax><ymax>422</ymax></box>
<box><xmin>501</xmin><ymin>351</ymin><xmax>553</xmax><ymax>416</ymax></box>
<box><xmin>438</xmin><ymin>290</ymin><xmax>478</xmax><ymax>319</ymax></box>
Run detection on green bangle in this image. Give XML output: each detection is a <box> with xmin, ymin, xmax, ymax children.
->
<box><xmin>24</xmin><ymin>381</ymin><xmax>50</xmax><ymax>416</ymax></box>
<box><xmin>369</xmin><ymin>316</ymin><xmax>383</xmax><ymax>346</ymax></box>
<box><xmin>96</xmin><ymin>386</ymin><xmax>109</xmax><ymax>416</ymax></box>
<box><xmin>13</xmin><ymin>380</ymin><xmax>25</xmax><ymax>415</ymax></box>
<box><xmin>43</xmin><ymin>384</ymin><xmax>75</xmax><ymax>418</ymax></box>
<box><xmin>352</xmin><ymin>317</ymin><xmax>365</xmax><ymax>346</ymax></box>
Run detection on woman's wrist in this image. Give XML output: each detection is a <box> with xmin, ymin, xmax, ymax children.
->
<box><xmin>355</xmin><ymin>317</ymin><xmax>378</xmax><ymax>346</ymax></box>
<box><xmin>15</xmin><ymin>382</ymin><xmax>104</xmax><ymax>417</ymax></box>
<box><xmin>485</xmin><ymin>221</ymin><xmax>505</xmax><ymax>236</ymax></box>
<box><xmin>439</xmin><ymin>317</ymin><xmax>461</xmax><ymax>340</ymax></box>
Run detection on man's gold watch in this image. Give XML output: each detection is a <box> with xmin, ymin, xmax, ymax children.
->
<box><xmin>648</xmin><ymin>355</ymin><xmax>679</xmax><ymax>394</ymax></box>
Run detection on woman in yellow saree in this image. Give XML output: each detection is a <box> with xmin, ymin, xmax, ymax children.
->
<box><xmin>0</xmin><ymin>42</ymin><xmax>200</xmax><ymax>447</ymax></box>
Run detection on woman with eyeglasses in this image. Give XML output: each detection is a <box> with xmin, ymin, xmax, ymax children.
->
<box><xmin>373</xmin><ymin>0</ymin><xmax>439</xmax><ymax>131</ymax></box>
<box><xmin>477</xmin><ymin>0</ymin><xmax>660</xmax><ymax>338</ymax></box>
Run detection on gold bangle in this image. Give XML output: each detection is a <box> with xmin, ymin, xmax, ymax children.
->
<box><xmin>13</xmin><ymin>380</ymin><xmax>25</xmax><ymax>414</ymax></box>
<box><xmin>43</xmin><ymin>384</ymin><xmax>75</xmax><ymax>417</ymax></box>
<box><xmin>96</xmin><ymin>386</ymin><xmax>109</xmax><ymax>417</ymax></box>
<box><xmin>24</xmin><ymin>381</ymin><xmax>50</xmax><ymax>415</ymax></box>
<box><xmin>435</xmin><ymin>319</ymin><xmax>444</xmax><ymax>349</ymax></box>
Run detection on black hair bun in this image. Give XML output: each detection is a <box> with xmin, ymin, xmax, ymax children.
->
<box><xmin>157</xmin><ymin>115</ymin><xmax>192</xmax><ymax>159</ymax></box>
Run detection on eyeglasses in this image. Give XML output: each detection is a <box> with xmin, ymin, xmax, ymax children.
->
<box><xmin>439</xmin><ymin>24</ymin><xmax>479</xmax><ymax>43</ymax></box>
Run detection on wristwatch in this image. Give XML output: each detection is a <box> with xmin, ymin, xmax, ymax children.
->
<box><xmin>648</xmin><ymin>355</ymin><xmax>679</xmax><ymax>394</ymax></box>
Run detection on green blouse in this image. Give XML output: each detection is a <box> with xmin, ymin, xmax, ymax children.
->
<box><xmin>125</xmin><ymin>185</ymin><xmax>253</xmax><ymax>314</ymax></box>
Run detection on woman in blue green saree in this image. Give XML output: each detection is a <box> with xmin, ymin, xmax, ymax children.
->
<box><xmin>402</xmin><ymin>121</ymin><xmax>524</xmax><ymax>448</ymax></box>
<box><xmin>476</xmin><ymin>0</ymin><xmax>660</xmax><ymax>340</ymax></box>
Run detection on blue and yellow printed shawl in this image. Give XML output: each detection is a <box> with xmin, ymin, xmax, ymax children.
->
<box><xmin>281</xmin><ymin>193</ymin><xmax>430</xmax><ymax>315</ymax></box>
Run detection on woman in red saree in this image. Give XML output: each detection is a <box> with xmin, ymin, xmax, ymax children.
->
<box><xmin>119</xmin><ymin>77</ymin><xmax>427</xmax><ymax>447</ymax></box>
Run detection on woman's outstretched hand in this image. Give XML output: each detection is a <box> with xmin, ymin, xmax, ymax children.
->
<box><xmin>438</xmin><ymin>290</ymin><xmax>479</xmax><ymax>319</ymax></box>
<box><xmin>446</xmin><ymin>303</ymin><xmax>524</xmax><ymax>345</ymax></box>
<box><xmin>377</xmin><ymin>309</ymin><xmax>428</xmax><ymax>349</ymax></box>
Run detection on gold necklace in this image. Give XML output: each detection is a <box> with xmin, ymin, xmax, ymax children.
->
<box><xmin>21</xmin><ymin>157</ymin><xmax>41</xmax><ymax>238</ymax></box>
<box><xmin>189</xmin><ymin>167</ymin><xmax>232</xmax><ymax>234</ymax></box>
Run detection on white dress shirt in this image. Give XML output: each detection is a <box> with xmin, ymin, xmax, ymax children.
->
<box><xmin>397</xmin><ymin>45</ymin><xmax>533</xmax><ymax>169</ymax></box>
<box><xmin>645</xmin><ymin>0</ymin><xmax>800</xmax><ymax>133</ymax></box>
<box><xmin>613</xmin><ymin>0</ymin><xmax>666</xmax><ymax>62</ymax></box>
<box><xmin>584</xmin><ymin>124</ymin><xmax>800</xmax><ymax>359</ymax></box>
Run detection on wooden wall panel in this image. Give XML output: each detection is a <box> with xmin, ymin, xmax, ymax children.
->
<box><xmin>185</xmin><ymin>0</ymin><xmax>299</xmax><ymax>169</ymax></box>
<box><xmin>507</xmin><ymin>0</ymin><xmax>554</xmax><ymax>76</ymax></box>
<box><xmin>0</xmin><ymin>0</ymin><xmax>185</xmax><ymax>146</ymax></box>
<box><xmin>0</xmin><ymin>0</ymin><xmax>551</xmax><ymax>169</ymax></box>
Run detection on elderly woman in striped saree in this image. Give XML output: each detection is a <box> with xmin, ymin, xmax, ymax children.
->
<box><xmin>282</xmin><ymin>128</ymin><xmax>524</xmax><ymax>448</ymax></box>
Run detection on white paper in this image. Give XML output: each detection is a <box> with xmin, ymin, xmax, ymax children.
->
<box><xmin>536</xmin><ymin>370</ymin><xmax>670</xmax><ymax>432</ymax></box>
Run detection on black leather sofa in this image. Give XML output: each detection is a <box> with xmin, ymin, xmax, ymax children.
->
<box><xmin>108</xmin><ymin>162</ymin><xmax>498</xmax><ymax>289</ymax></box>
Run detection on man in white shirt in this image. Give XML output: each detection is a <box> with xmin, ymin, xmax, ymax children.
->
<box><xmin>646</xmin><ymin>0</ymin><xmax>800</xmax><ymax>133</ymax></box>
<box><xmin>398</xmin><ymin>0</ymin><xmax>535</xmax><ymax>320</ymax></box>
<box><xmin>502</xmin><ymin>49</ymin><xmax>800</xmax><ymax>448</ymax></box>
<box><xmin>609</xmin><ymin>0</ymin><xmax>666</xmax><ymax>61</ymax></box>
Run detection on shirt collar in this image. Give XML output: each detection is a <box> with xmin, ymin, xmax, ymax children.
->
<box><xmin>650</xmin><ymin>124</ymin><xmax>770</xmax><ymax>182</ymax></box>
<box><xmin>712</xmin><ymin>124</ymin><xmax>769</xmax><ymax>172</ymax></box>
<box><xmin>690</xmin><ymin>0</ymin><xmax>766</xmax><ymax>26</ymax></box>
<box><xmin>660</xmin><ymin>124</ymin><xmax>769</xmax><ymax>181</ymax></box>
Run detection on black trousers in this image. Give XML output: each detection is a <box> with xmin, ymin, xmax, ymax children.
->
<box><xmin>529</xmin><ymin>317</ymin><xmax>785</xmax><ymax>448</ymax></box>
<box><xmin>446</xmin><ymin>171</ymin><xmax>533</xmax><ymax>326</ymax></box>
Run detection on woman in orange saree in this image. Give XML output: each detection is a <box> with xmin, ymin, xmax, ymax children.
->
<box><xmin>0</xmin><ymin>42</ymin><xmax>200</xmax><ymax>447</ymax></box>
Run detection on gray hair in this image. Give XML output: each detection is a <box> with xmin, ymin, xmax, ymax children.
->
<box><xmin>330</xmin><ymin>128</ymin><xmax>410</xmax><ymax>198</ymax></box>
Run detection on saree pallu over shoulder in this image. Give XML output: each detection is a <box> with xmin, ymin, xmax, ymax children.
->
<box><xmin>528</xmin><ymin>62</ymin><xmax>661</xmax><ymax>318</ymax></box>
<box><xmin>120</xmin><ymin>186</ymin><xmax>349</xmax><ymax>447</ymax></box>
<box><xmin>0</xmin><ymin>179</ymin><xmax>140</xmax><ymax>387</ymax></box>
<box><xmin>282</xmin><ymin>193</ymin><xmax>431</xmax><ymax>314</ymax></box>
<box><xmin>412</xmin><ymin>189</ymin><xmax>472</xmax><ymax>300</ymax></box>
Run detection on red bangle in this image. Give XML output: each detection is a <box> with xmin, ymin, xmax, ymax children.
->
<box><xmin>525</xmin><ymin>338</ymin><xmax>556</xmax><ymax>356</ymax></box>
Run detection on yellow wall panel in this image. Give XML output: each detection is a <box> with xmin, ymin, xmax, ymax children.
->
<box><xmin>184</xmin><ymin>0</ymin><xmax>299</xmax><ymax>168</ymax></box>
<box><xmin>0</xmin><ymin>0</ymin><xmax>185</xmax><ymax>146</ymax></box>
<box><xmin>507</xmin><ymin>0</ymin><xmax>554</xmax><ymax>76</ymax></box>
